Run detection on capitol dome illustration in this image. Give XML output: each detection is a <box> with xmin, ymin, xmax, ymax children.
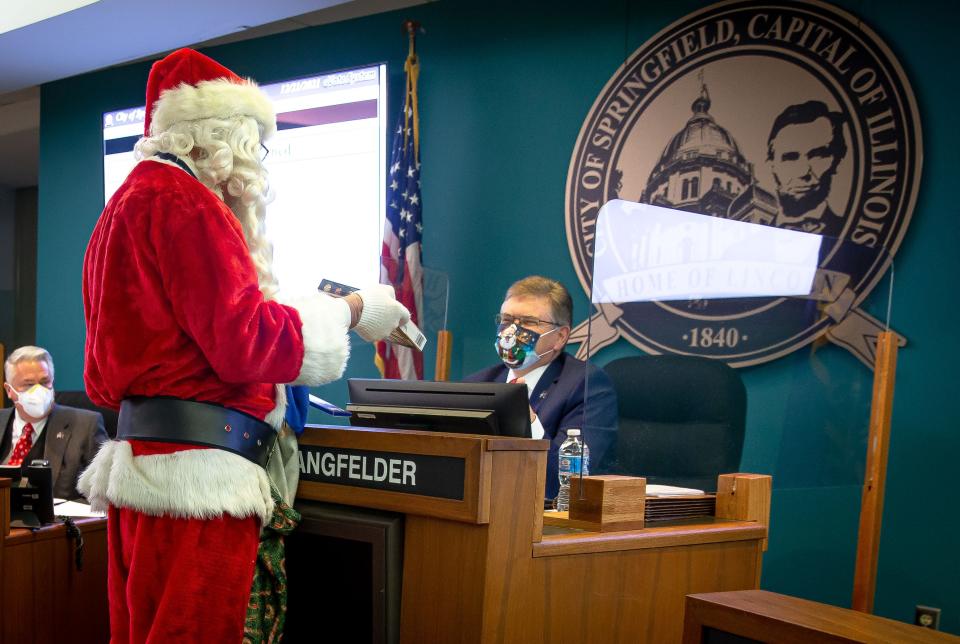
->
<box><xmin>640</xmin><ymin>80</ymin><xmax>777</xmax><ymax>225</ymax></box>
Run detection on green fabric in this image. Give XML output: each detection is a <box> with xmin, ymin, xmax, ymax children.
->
<box><xmin>243</xmin><ymin>486</ymin><xmax>301</xmax><ymax>643</ymax></box>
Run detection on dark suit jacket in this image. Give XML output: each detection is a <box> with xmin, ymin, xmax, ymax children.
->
<box><xmin>465</xmin><ymin>352</ymin><xmax>618</xmax><ymax>498</ymax></box>
<box><xmin>0</xmin><ymin>404</ymin><xmax>108</xmax><ymax>500</ymax></box>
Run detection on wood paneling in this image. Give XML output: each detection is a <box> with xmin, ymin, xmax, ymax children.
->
<box><xmin>0</xmin><ymin>479</ymin><xmax>9</xmax><ymax>536</ymax></box>
<box><xmin>715</xmin><ymin>473</ymin><xmax>772</xmax><ymax>552</ymax></box>
<box><xmin>5</xmin><ymin>428</ymin><xmax>772</xmax><ymax>644</ymax></box>
<box><xmin>534</xmin><ymin>521</ymin><xmax>767</xmax><ymax>557</ymax></box>
<box><xmin>296</xmin><ymin>428</ymin><xmax>769</xmax><ymax>644</ymax></box>
<box><xmin>297</xmin><ymin>427</ymin><xmax>489</xmax><ymax>523</ymax></box>
<box><xmin>542</xmin><ymin>541</ymin><xmax>761</xmax><ymax>644</ymax></box>
<box><xmin>852</xmin><ymin>331</ymin><xmax>899</xmax><ymax>613</ymax></box>
<box><xmin>435</xmin><ymin>329</ymin><xmax>453</xmax><ymax>382</ymax></box>
<box><xmin>683</xmin><ymin>590</ymin><xmax>960</xmax><ymax>644</ymax></box>
<box><xmin>1</xmin><ymin>517</ymin><xmax>108</xmax><ymax>644</ymax></box>
<box><xmin>398</xmin><ymin>442</ymin><xmax>547</xmax><ymax>642</ymax></box>
<box><xmin>297</xmin><ymin>426</ymin><xmax>550</xmax><ymax>524</ymax></box>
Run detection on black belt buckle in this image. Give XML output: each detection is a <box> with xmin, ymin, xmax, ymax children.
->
<box><xmin>118</xmin><ymin>397</ymin><xmax>277</xmax><ymax>468</ymax></box>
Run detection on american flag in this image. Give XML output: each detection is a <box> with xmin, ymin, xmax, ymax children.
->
<box><xmin>376</xmin><ymin>51</ymin><xmax>423</xmax><ymax>380</ymax></box>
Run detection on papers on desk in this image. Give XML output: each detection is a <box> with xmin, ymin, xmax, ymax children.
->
<box><xmin>645</xmin><ymin>484</ymin><xmax>705</xmax><ymax>497</ymax></box>
<box><xmin>53</xmin><ymin>499</ymin><xmax>106</xmax><ymax>518</ymax></box>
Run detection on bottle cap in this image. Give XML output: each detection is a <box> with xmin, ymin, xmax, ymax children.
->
<box><xmin>567</xmin><ymin>429</ymin><xmax>580</xmax><ymax>436</ymax></box>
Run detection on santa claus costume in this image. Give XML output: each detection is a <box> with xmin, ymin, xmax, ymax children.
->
<box><xmin>80</xmin><ymin>48</ymin><xmax>407</xmax><ymax>643</ymax></box>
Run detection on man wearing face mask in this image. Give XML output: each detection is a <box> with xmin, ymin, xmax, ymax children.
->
<box><xmin>2</xmin><ymin>345</ymin><xmax>108</xmax><ymax>500</ymax></box>
<box><xmin>464</xmin><ymin>276</ymin><xmax>618</xmax><ymax>499</ymax></box>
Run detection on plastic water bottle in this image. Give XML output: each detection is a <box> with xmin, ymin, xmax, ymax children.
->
<box><xmin>555</xmin><ymin>429</ymin><xmax>589</xmax><ymax>512</ymax></box>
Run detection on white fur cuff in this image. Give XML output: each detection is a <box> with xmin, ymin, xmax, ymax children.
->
<box><xmin>78</xmin><ymin>441</ymin><xmax>274</xmax><ymax>523</ymax></box>
<box><xmin>281</xmin><ymin>293</ymin><xmax>351</xmax><ymax>386</ymax></box>
<box><xmin>354</xmin><ymin>285</ymin><xmax>410</xmax><ymax>343</ymax></box>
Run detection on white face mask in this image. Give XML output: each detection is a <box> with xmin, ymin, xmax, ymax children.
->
<box><xmin>15</xmin><ymin>384</ymin><xmax>55</xmax><ymax>419</ymax></box>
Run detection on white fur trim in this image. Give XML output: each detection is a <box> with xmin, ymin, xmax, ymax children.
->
<box><xmin>265</xmin><ymin>383</ymin><xmax>287</xmax><ymax>430</ymax></box>
<box><xmin>78</xmin><ymin>441</ymin><xmax>273</xmax><ymax>523</ymax></box>
<box><xmin>151</xmin><ymin>78</ymin><xmax>276</xmax><ymax>138</ymax></box>
<box><xmin>280</xmin><ymin>294</ymin><xmax>351</xmax><ymax>386</ymax></box>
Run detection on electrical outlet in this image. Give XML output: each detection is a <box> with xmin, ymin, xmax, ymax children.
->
<box><xmin>915</xmin><ymin>605</ymin><xmax>941</xmax><ymax>630</ymax></box>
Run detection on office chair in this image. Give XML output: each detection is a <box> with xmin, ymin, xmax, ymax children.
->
<box><xmin>54</xmin><ymin>390</ymin><xmax>119</xmax><ymax>439</ymax></box>
<box><xmin>600</xmin><ymin>355</ymin><xmax>746</xmax><ymax>492</ymax></box>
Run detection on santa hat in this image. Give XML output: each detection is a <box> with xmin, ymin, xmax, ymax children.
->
<box><xmin>144</xmin><ymin>48</ymin><xmax>275</xmax><ymax>139</ymax></box>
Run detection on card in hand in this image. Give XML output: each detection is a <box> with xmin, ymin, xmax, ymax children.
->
<box><xmin>318</xmin><ymin>279</ymin><xmax>357</xmax><ymax>297</ymax></box>
<box><xmin>317</xmin><ymin>279</ymin><xmax>427</xmax><ymax>352</ymax></box>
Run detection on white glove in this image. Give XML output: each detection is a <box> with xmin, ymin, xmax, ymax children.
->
<box><xmin>354</xmin><ymin>285</ymin><xmax>411</xmax><ymax>342</ymax></box>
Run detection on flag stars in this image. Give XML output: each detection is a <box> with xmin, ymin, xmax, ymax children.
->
<box><xmin>381</xmin><ymin>67</ymin><xmax>423</xmax><ymax>379</ymax></box>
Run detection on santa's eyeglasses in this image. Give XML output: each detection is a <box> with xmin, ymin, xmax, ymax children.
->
<box><xmin>259</xmin><ymin>143</ymin><xmax>269</xmax><ymax>162</ymax></box>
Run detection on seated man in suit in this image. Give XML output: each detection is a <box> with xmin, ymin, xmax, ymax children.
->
<box><xmin>464</xmin><ymin>276</ymin><xmax>617</xmax><ymax>499</ymax></box>
<box><xmin>2</xmin><ymin>345</ymin><xmax>107</xmax><ymax>500</ymax></box>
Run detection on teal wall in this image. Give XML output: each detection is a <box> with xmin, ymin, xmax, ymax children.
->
<box><xmin>37</xmin><ymin>0</ymin><xmax>958</xmax><ymax>634</ymax></box>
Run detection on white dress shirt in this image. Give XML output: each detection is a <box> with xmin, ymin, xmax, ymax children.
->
<box><xmin>506</xmin><ymin>364</ymin><xmax>548</xmax><ymax>440</ymax></box>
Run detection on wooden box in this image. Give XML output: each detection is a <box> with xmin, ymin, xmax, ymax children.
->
<box><xmin>568</xmin><ymin>475</ymin><xmax>647</xmax><ymax>531</ymax></box>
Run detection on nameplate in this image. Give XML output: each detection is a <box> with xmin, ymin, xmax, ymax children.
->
<box><xmin>298</xmin><ymin>445</ymin><xmax>466</xmax><ymax>500</ymax></box>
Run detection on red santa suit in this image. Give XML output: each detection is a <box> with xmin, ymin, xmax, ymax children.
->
<box><xmin>79</xmin><ymin>49</ymin><xmax>352</xmax><ymax>643</ymax></box>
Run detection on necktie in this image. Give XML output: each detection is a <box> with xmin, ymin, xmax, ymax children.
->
<box><xmin>8</xmin><ymin>422</ymin><xmax>35</xmax><ymax>467</ymax></box>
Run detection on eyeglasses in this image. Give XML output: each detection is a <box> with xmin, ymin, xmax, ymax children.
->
<box><xmin>259</xmin><ymin>143</ymin><xmax>269</xmax><ymax>162</ymax></box>
<box><xmin>495</xmin><ymin>314</ymin><xmax>560</xmax><ymax>328</ymax></box>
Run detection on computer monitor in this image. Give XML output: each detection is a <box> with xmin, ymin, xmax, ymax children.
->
<box><xmin>0</xmin><ymin>461</ymin><xmax>55</xmax><ymax>527</ymax></box>
<box><xmin>347</xmin><ymin>379</ymin><xmax>532</xmax><ymax>438</ymax></box>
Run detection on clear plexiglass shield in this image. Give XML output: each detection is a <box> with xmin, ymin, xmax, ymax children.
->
<box><xmin>576</xmin><ymin>199</ymin><xmax>895</xmax><ymax>497</ymax></box>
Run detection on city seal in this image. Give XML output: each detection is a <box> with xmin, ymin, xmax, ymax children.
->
<box><xmin>565</xmin><ymin>0</ymin><xmax>922</xmax><ymax>368</ymax></box>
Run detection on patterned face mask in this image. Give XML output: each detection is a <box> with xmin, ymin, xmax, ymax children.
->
<box><xmin>494</xmin><ymin>323</ymin><xmax>557</xmax><ymax>371</ymax></box>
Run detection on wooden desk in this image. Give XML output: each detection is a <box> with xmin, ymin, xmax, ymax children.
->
<box><xmin>683</xmin><ymin>590</ymin><xmax>960</xmax><ymax>643</ymax></box>
<box><xmin>297</xmin><ymin>426</ymin><xmax>772</xmax><ymax>643</ymax></box>
<box><xmin>0</xmin><ymin>427</ymin><xmax>772</xmax><ymax>644</ymax></box>
<box><xmin>0</xmin><ymin>479</ymin><xmax>109</xmax><ymax>644</ymax></box>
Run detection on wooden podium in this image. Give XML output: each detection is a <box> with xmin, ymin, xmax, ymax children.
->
<box><xmin>297</xmin><ymin>426</ymin><xmax>771</xmax><ymax>643</ymax></box>
<box><xmin>0</xmin><ymin>479</ymin><xmax>109</xmax><ymax>644</ymax></box>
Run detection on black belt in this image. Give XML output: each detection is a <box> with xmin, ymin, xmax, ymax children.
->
<box><xmin>118</xmin><ymin>397</ymin><xmax>276</xmax><ymax>468</ymax></box>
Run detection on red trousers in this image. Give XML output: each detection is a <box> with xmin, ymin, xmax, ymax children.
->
<box><xmin>107</xmin><ymin>506</ymin><xmax>260</xmax><ymax>643</ymax></box>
